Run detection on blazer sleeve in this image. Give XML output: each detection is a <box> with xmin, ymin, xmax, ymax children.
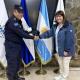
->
<box><xmin>64</xmin><ymin>24</ymin><xmax>76</xmax><ymax>53</ymax></box>
<box><xmin>39</xmin><ymin>26</ymin><xmax>54</xmax><ymax>39</ymax></box>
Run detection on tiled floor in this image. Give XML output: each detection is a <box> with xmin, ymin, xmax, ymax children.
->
<box><xmin>0</xmin><ymin>67</ymin><xmax>80</xmax><ymax>80</ymax></box>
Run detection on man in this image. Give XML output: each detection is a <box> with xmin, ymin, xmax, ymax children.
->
<box><xmin>4</xmin><ymin>5</ymin><xmax>36</xmax><ymax>80</ymax></box>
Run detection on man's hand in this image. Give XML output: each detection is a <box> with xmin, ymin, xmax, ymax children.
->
<box><xmin>34</xmin><ymin>36</ymin><xmax>39</xmax><ymax>40</ymax></box>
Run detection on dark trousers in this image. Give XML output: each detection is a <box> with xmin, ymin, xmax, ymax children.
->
<box><xmin>5</xmin><ymin>41</ymin><xmax>22</xmax><ymax>80</ymax></box>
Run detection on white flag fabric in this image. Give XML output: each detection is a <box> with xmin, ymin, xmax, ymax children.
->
<box><xmin>53</xmin><ymin>0</ymin><xmax>65</xmax><ymax>24</ymax></box>
<box><xmin>0</xmin><ymin>0</ymin><xmax>8</xmax><ymax>26</ymax></box>
<box><xmin>56</xmin><ymin>0</ymin><xmax>65</xmax><ymax>13</ymax></box>
<box><xmin>0</xmin><ymin>0</ymin><xmax>8</xmax><ymax>67</ymax></box>
<box><xmin>21</xmin><ymin>17</ymin><xmax>32</xmax><ymax>32</ymax></box>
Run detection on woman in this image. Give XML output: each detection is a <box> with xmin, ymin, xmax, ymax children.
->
<box><xmin>39</xmin><ymin>11</ymin><xmax>75</xmax><ymax>80</ymax></box>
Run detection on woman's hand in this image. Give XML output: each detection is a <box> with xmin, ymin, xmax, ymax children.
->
<box><xmin>64</xmin><ymin>51</ymin><xmax>68</xmax><ymax>57</ymax></box>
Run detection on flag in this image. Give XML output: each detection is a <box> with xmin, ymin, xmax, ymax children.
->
<box><xmin>0</xmin><ymin>0</ymin><xmax>8</xmax><ymax>26</ymax></box>
<box><xmin>35</xmin><ymin>0</ymin><xmax>52</xmax><ymax>64</ymax></box>
<box><xmin>53</xmin><ymin>0</ymin><xmax>65</xmax><ymax>24</ymax></box>
<box><xmin>21</xmin><ymin>0</ymin><xmax>35</xmax><ymax>65</ymax></box>
<box><xmin>56</xmin><ymin>0</ymin><xmax>65</xmax><ymax>13</ymax></box>
<box><xmin>0</xmin><ymin>0</ymin><xmax>8</xmax><ymax>67</ymax></box>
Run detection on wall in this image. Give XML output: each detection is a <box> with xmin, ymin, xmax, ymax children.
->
<box><xmin>65</xmin><ymin>0</ymin><xmax>80</xmax><ymax>56</ymax></box>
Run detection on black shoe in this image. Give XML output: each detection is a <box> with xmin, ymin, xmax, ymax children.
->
<box><xmin>53</xmin><ymin>68</ymin><xmax>59</xmax><ymax>74</ymax></box>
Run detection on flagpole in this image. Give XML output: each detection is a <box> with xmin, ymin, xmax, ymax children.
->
<box><xmin>35</xmin><ymin>62</ymin><xmax>47</xmax><ymax>75</ymax></box>
<box><xmin>35</xmin><ymin>50</ymin><xmax>47</xmax><ymax>75</ymax></box>
<box><xmin>23</xmin><ymin>64</ymin><xmax>30</xmax><ymax>76</ymax></box>
<box><xmin>0</xmin><ymin>66</ymin><xmax>7</xmax><ymax>79</ymax></box>
<box><xmin>4</xmin><ymin>67</ymin><xmax>7</xmax><ymax>79</ymax></box>
<box><xmin>19</xmin><ymin>63</ymin><xmax>30</xmax><ymax>77</ymax></box>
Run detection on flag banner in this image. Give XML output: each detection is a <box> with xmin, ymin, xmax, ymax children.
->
<box><xmin>53</xmin><ymin>0</ymin><xmax>65</xmax><ymax>24</ymax></box>
<box><xmin>0</xmin><ymin>0</ymin><xmax>8</xmax><ymax>26</ymax></box>
<box><xmin>21</xmin><ymin>0</ymin><xmax>35</xmax><ymax>65</ymax></box>
<box><xmin>0</xmin><ymin>0</ymin><xmax>8</xmax><ymax>67</ymax></box>
<box><xmin>56</xmin><ymin>0</ymin><xmax>65</xmax><ymax>13</ymax></box>
<box><xmin>35</xmin><ymin>0</ymin><xmax>52</xmax><ymax>65</ymax></box>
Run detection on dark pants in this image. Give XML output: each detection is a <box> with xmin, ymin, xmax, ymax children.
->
<box><xmin>5</xmin><ymin>41</ymin><xmax>22</xmax><ymax>80</ymax></box>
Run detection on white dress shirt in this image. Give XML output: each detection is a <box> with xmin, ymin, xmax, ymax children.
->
<box><xmin>55</xmin><ymin>24</ymin><xmax>63</xmax><ymax>53</ymax></box>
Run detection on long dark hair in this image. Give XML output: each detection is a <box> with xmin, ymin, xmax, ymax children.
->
<box><xmin>55</xmin><ymin>10</ymin><xmax>66</xmax><ymax>24</ymax></box>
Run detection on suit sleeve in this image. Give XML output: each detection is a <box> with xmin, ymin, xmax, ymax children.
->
<box><xmin>7</xmin><ymin>20</ymin><xmax>34</xmax><ymax>39</ymax></box>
